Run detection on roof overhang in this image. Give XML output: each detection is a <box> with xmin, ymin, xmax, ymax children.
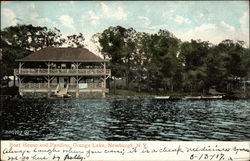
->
<box><xmin>16</xmin><ymin>59</ymin><xmax>109</xmax><ymax>62</ymax></box>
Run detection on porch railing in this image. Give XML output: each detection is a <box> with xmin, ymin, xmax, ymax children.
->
<box><xmin>14</xmin><ymin>68</ymin><xmax>111</xmax><ymax>76</ymax></box>
<box><xmin>20</xmin><ymin>83</ymin><xmax>58</xmax><ymax>89</ymax></box>
<box><xmin>20</xmin><ymin>83</ymin><xmax>104</xmax><ymax>89</ymax></box>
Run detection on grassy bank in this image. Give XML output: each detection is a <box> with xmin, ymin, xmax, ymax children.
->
<box><xmin>107</xmin><ymin>89</ymin><xmax>204</xmax><ymax>98</ymax></box>
<box><xmin>108</xmin><ymin>89</ymin><xmax>154</xmax><ymax>97</ymax></box>
<box><xmin>1</xmin><ymin>87</ymin><xmax>249</xmax><ymax>99</ymax></box>
<box><xmin>107</xmin><ymin>89</ymin><xmax>250</xmax><ymax>99</ymax></box>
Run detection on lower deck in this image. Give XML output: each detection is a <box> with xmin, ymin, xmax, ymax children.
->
<box><xmin>19</xmin><ymin>83</ymin><xmax>108</xmax><ymax>98</ymax></box>
<box><xmin>17</xmin><ymin>74</ymin><xmax>109</xmax><ymax>98</ymax></box>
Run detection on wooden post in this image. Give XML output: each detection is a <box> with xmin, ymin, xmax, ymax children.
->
<box><xmin>19</xmin><ymin>78</ymin><xmax>22</xmax><ymax>91</ymax></box>
<box><xmin>103</xmin><ymin>76</ymin><xmax>106</xmax><ymax>89</ymax></box>
<box><xmin>99</xmin><ymin>77</ymin><xmax>103</xmax><ymax>97</ymax></box>
<box><xmin>76</xmin><ymin>76</ymin><xmax>79</xmax><ymax>98</ymax></box>
<box><xmin>19</xmin><ymin>78</ymin><xmax>23</xmax><ymax>97</ymax></box>
<box><xmin>19</xmin><ymin>62</ymin><xmax>21</xmax><ymax>74</ymax></box>
<box><xmin>16</xmin><ymin>75</ymin><xmax>19</xmax><ymax>87</ymax></box>
<box><xmin>104</xmin><ymin>62</ymin><xmax>106</xmax><ymax>74</ymax></box>
<box><xmin>74</xmin><ymin>62</ymin><xmax>81</xmax><ymax>74</ymax></box>
<box><xmin>46</xmin><ymin>62</ymin><xmax>50</xmax><ymax>74</ymax></box>
<box><xmin>13</xmin><ymin>75</ymin><xmax>16</xmax><ymax>87</ymax></box>
<box><xmin>104</xmin><ymin>62</ymin><xmax>108</xmax><ymax>97</ymax></box>
<box><xmin>76</xmin><ymin>62</ymin><xmax>79</xmax><ymax>74</ymax></box>
<box><xmin>19</xmin><ymin>62</ymin><xmax>23</xmax><ymax>74</ymax></box>
<box><xmin>102</xmin><ymin>90</ymin><xmax>105</xmax><ymax>98</ymax></box>
<box><xmin>46</xmin><ymin>76</ymin><xmax>51</xmax><ymax>97</ymax></box>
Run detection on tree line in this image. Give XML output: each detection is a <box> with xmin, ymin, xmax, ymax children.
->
<box><xmin>95</xmin><ymin>26</ymin><xmax>250</xmax><ymax>94</ymax></box>
<box><xmin>1</xmin><ymin>24</ymin><xmax>250</xmax><ymax>94</ymax></box>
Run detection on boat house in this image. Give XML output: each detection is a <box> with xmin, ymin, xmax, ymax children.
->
<box><xmin>14</xmin><ymin>47</ymin><xmax>111</xmax><ymax>98</ymax></box>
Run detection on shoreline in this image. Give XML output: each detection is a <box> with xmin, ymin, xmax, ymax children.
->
<box><xmin>1</xmin><ymin>87</ymin><xmax>249</xmax><ymax>100</ymax></box>
<box><xmin>1</xmin><ymin>94</ymin><xmax>250</xmax><ymax>100</ymax></box>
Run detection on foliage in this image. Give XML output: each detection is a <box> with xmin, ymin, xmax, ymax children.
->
<box><xmin>1</xmin><ymin>24</ymin><xmax>65</xmax><ymax>52</ymax></box>
<box><xmin>1</xmin><ymin>24</ymin><xmax>249</xmax><ymax>95</ymax></box>
<box><xmin>1</xmin><ymin>24</ymin><xmax>86</xmax><ymax>78</ymax></box>
<box><xmin>95</xmin><ymin>26</ymin><xmax>138</xmax><ymax>89</ymax></box>
<box><xmin>66</xmin><ymin>33</ymin><xmax>85</xmax><ymax>48</ymax></box>
<box><xmin>97</xmin><ymin>26</ymin><xmax>249</xmax><ymax>93</ymax></box>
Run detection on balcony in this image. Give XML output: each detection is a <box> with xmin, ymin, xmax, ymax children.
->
<box><xmin>14</xmin><ymin>68</ymin><xmax>111</xmax><ymax>76</ymax></box>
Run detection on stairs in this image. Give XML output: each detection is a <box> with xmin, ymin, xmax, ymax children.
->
<box><xmin>55</xmin><ymin>84</ymin><xmax>69</xmax><ymax>98</ymax></box>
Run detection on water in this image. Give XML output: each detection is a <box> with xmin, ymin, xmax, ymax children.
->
<box><xmin>1</xmin><ymin>99</ymin><xmax>250</xmax><ymax>141</ymax></box>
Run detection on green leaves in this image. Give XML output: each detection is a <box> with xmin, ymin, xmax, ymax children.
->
<box><xmin>96</xmin><ymin>27</ymin><xmax>182</xmax><ymax>91</ymax></box>
<box><xmin>66</xmin><ymin>33</ymin><xmax>85</xmax><ymax>48</ymax></box>
<box><xmin>1</xmin><ymin>24</ymin><xmax>65</xmax><ymax>52</ymax></box>
<box><xmin>1</xmin><ymin>24</ymin><xmax>84</xmax><ymax>78</ymax></box>
<box><xmin>1</xmin><ymin>24</ymin><xmax>249</xmax><ymax>94</ymax></box>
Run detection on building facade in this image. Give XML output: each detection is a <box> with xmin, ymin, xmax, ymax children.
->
<box><xmin>14</xmin><ymin>47</ymin><xmax>111</xmax><ymax>98</ymax></box>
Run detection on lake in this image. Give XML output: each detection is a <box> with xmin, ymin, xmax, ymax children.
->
<box><xmin>1</xmin><ymin>99</ymin><xmax>250</xmax><ymax>141</ymax></box>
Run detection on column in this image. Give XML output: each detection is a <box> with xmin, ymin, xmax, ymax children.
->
<box><xmin>18</xmin><ymin>62</ymin><xmax>23</xmax><ymax>96</ymax></box>
<box><xmin>76</xmin><ymin>76</ymin><xmax>79</xmax><ymax>98</ymax></box>
<box><xmin>47</xmin><ymin>76</ymin><xmax>51</xmax><ymax>97</ymax></box>
<box><xmin>47</xmin><ymin>62</ymin><xmax>50</xmax><ymax>74</ymax></box>
<box><xmin>103</xmin><ymin>62</ymin><xmax>107</xmax><ymax>98</ymax></box>
<box><xmin>104</xmin><ymin>62</ymin><xmax>106</xmax><ymax>74</ymax></box>
<box><xmin>19</xmin><ymin>78</ymin><xmax>23</xmax><ymax>97</ymax></box>
<box><xmin>19</xmin><ymin>62</ymin><xmax>23</xmax><ymax>74</ymax></box>
<box><xmin>76</xmin><ymin>62</ymin><xmax>79</xmax><ymax>74</ymax></box>
<box><xmin>102</xmin><ymin>78</ymin><xmax>106</xmax><ymax>98</ymax></box>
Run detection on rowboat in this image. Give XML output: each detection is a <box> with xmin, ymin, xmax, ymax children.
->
<box><xmin>184</xmin><ymin>96</ymin><xmax>201</xmax><ymax>99</ymax></box>
<box><xmin>154</xmin><ymin>96</ymin><xmax>170</xmax><ymax>99</ymax></box>
<box><xmin>201</xmin><ymin>95</ymin><xmax>223</xmax><ymax>99</ymax></box>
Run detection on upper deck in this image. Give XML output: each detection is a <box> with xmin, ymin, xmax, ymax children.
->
<box><xmin>14</xmin><ymin>68</ymin><xmax>111</xmax><ymax>76</ymax></box>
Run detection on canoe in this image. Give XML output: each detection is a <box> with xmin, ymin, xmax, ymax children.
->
<box><xmin>201</xmin><ymin>95</ymin><xmax>223</xmax><ymax>99</ymax></box>
<box><xmin>154</xmin><ymin>96</ymin><xmax>170</xmax><ymax>99</ymax></box>
<box><xmin>184</xmin><ymin>96</ymin><xmax>201</xmax><ymax>99</ymax></box>
<box><xmin>184</xmin><ymin>95</ymin><xmax>223</xmax><ymax>99</ymax></box>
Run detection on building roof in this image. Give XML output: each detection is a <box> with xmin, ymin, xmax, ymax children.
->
<box><xmin>17</xmin><ymin>47</ymin><xmax>108</xmax><ymax>62</ymax></box>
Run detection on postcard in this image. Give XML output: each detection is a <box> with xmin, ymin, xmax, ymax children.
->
<box><xmin>1</xmin><ymin>1</ymin><xmax>249</xmax><ymax>161</ymax></box>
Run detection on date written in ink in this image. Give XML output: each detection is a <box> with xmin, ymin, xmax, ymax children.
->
<box><xmin>190</xmin><ymin>153</ymin><xmax>233</xmax><ymax>161</ymax></box>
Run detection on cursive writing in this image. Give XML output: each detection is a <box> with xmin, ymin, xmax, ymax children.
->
<box><xmin>1</xmin><ymin>142</ymin><xmax>249</xmax><ymax>161</ymax></box>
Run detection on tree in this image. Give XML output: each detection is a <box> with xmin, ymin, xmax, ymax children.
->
<box><xmin>1</xmin><ymin>24</ymin><xmax>65</xmax><ymax>80</ymax></box>
<box><xmin>211</xmin><ymin>39</ymin><xmax>250</xmax><ymax>92</ymax></box>
<box><xmin>42</xmin><ymin>27</ymin><xmax>65</xmax><ymax>49</ymax></box>
<box><xmin>66</xmin><ymin>33</ymin><xmax>85</xmax><ymax>48</ymax></box>
<box><xmin>0</xmin><ymin>38</ymin><xmax>28</xmax><ymax>79</ymax></box>
<box><xmin>1</xmin><ymin>24</ymin><xmax>65</xmax><ymax>52</ymax></box>
<box><xmin>137</xmin><ymin>30</ymin><xmax>181</xmax><ymax>92</ymax></box>
<box><xmin>205</xmin><ymin>44</ymin><xmax>227</xmax><ymax>90</ymax></box>
<box><xmin>179</xmin><ymin>40</ymin><xmax>210</xmax><ymax>93</ymax></box>
<box><xmin>95</xmin><ymin>26</ymin><xmax>138</xmax><ymax>91</ymax></box>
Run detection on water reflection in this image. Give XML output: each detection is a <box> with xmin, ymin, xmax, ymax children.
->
<box><xmin>1</xmin><ymin>99</ymin><xmax>250</xmax><ymax>141</ymax></box>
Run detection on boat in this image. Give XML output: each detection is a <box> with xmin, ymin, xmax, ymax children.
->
<box><xmin>201</xmin><ymin>95</ymin><xmax>223</xmax><ymax>99</ymax></box>
<box><xmin>154</xmin><ymin>96</ymin><xmax>170</xmax><ymax>99</ymax></box>
<box><xmin>184</xmin><ymin>96</ymin><xmax>201</xmax><ymax>99</ymax></box>
<box><xmin>184</xmin><ymin>95</ymin><xmax>223</xmax><ymax>100</ymax></box>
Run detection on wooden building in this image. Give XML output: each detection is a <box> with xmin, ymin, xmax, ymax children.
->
<box><xmin>14</xmin><ymin>47</ymin><xmax>111</xmax><ymax>98</ymax></box>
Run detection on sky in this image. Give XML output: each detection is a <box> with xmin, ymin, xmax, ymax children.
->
<box><xmin>1</xmin><ymin>1</ymin><xmax>249</xmax><ymax>53</ymax></box>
